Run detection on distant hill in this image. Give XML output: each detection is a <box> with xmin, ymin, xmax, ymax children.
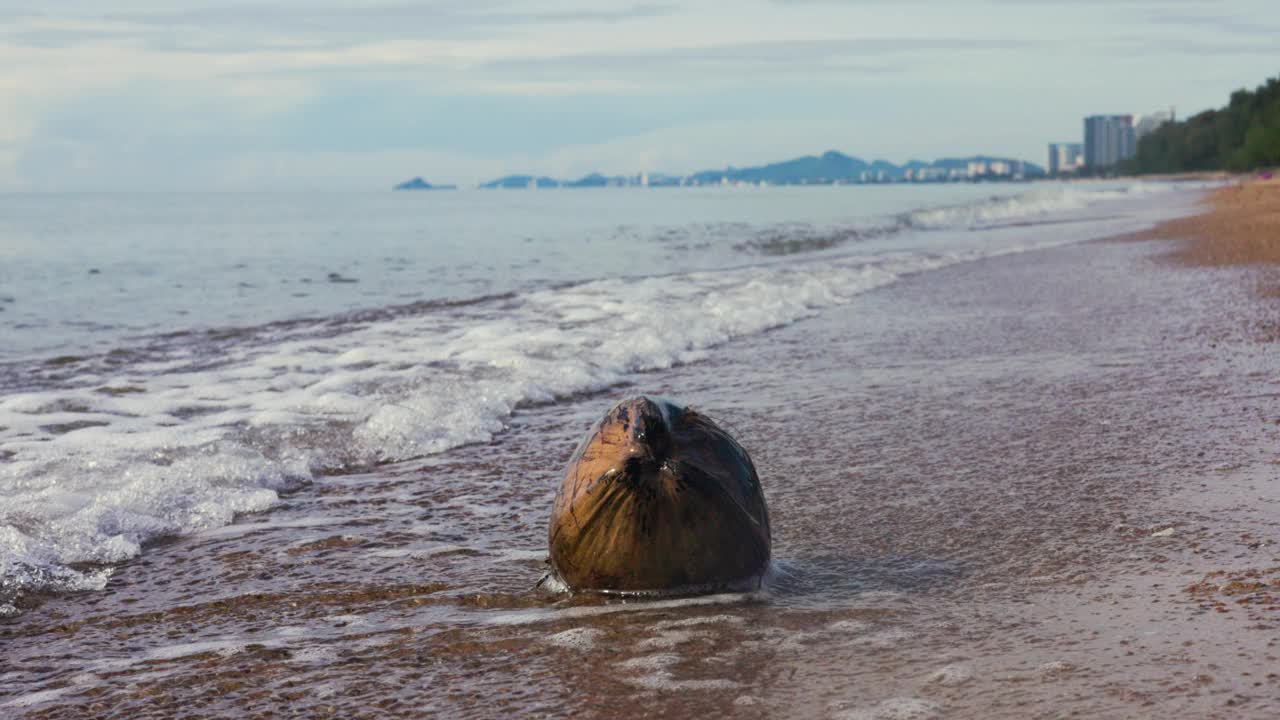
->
<box><xmin>479</xmin><ymin>175</ymin><xmax>562</xmax><ymax>189</ymax></box>
<box><xmin>684</xmin><ymin>152</ymin><xmax>1043</xmax><ymax>184</ymax></box>
<box><xmin>564</xmin><ymin>173</ymin><xmax>612</xmax><ymax>188</ymax></box>
<box><xmin>687</xmin><ymin>151</ymin><xmax>869</xmax><ymax>185</ymax></box>
<box><xmin>557</xmin><ymin>173</ymin><xmax>679</xmax><ymax>187</ymax></box>
<box><xmin>411</xmin><ymin>150</ymin><xmax>1045</xmax><ymax>190</ymax></box>
<box><xmin>393</xmin><ymin>177</ymin><xmax>455</xmax><ymax>191</ymax></box>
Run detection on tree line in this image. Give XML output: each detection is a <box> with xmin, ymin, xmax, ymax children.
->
<box><xmin>1124</xmin><ymin>72</ymin><xmax>1280</xmax><ymax>174</ymax></box>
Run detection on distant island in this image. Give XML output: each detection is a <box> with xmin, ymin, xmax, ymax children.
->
<box><xmin>396</xmin><ymin>151</ymin><xmax>1045</xmax><ymax>190</ymax></box>
<box><xmin>393</xmin><ymin>177</ymin><xmax>456</xmax><ymax>191</ymax></box>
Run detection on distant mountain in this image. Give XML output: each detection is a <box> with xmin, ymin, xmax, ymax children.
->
<box><xmin>393</xmin><ymin>177</ymin><xmax>455</xmax><ymax>191</ymax></box>
<box><xmin>684</xmin><ymin>152</ymin><xmax>1044</xmax><ymax>184</ymax></box>
<box><xmin>564</xmin><ymin>173</ymin><xmax>612</xmax><ymax>188</ymax></box>
<box><xmin>480</xmin><ymin>175</ymin><xmax>561</xmax><ymax>189</ymax></box>
<box><xmin>458</xmin><ymin>151</ymin><xmax>1046</xmax><ymax>190</ymax></box>
<box><xmin>686</xmin><ymin>150</ymin><xmax>861</xmax><ymax>185</ymax></box>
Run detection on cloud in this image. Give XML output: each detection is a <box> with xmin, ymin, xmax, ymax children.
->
<box><xmin>1103</xmin><ymin>37</ymin><xmax>1280</xmax><ymax>58</ymax></box>
<box><xmin>105</xmin><ymin>1</ymin><xmax>675</xmax><ymax>29</ymax></box>
<box><xmin>774</xmin><ymin>0</ymin><xmax>1206</xmax><ymax>4</ymax></box>
<box><xmin>1150</xmin><ymin>10</ymin><xmax>1280</xmax><ymax>38</ymax></box>
<box><xmin>1</xmin><ymin>0</ymin><xmax>1277</xmax><ymax>190</ymax></box>
<box><xmin>484</xmin><ymin>35</ymin><xmax>1024</xmax><ymax>72</ymax></box>
<box><xmin>0</xmin><ymin>2</ymin><xmax>677</xmax><ymax>53</ymax></box>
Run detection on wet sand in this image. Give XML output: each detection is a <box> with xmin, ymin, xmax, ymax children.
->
<box><xmin>3</xmin><ymin>198</ymin><xmax>1279</xmax><ymax>718</ymax></box>
<box><xmin>1121</xmin><ymin>178</ymin><xmax>1280</xmax><ymax>294</ymax></box>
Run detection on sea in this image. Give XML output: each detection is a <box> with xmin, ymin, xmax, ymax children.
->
<box><xmin>0</xmin><ymin>180</ymin><xmax>1191</xmax><ymax>604</ymax></box>
<box><xmin>9</xmin><ymin>179</ymin><xmax>1271</xmax><ymax>718</ymax></box>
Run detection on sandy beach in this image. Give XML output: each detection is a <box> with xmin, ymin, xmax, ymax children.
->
<box><xmin>1124</xmin><ymin>177</ymin><xmax>1280</xmax><ymax>280</ymax></box>
<box><xmin>7</xmin><ymin>1</ymin><xmax>1280</xmax><ymax>717</ymax></box>
<box><xmin>2</xmin><ymin>184</ymin><xmax>1277</xmax><ymax>719</ymax></box>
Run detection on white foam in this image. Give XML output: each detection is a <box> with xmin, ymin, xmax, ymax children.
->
<box><xmin>904</xmin><ymin>180</ymin><xmax>1211</xmax><ymax>230</ymax></box>
<box><xmin>59</xmin><ymin>637</ymin><xmax>286</xmax><ymax>679</ymax></box>
<box><xmin>827</xmin><ymin>619</ymin><xmax>872</xmax><ymax>634</ymax></box>
<box><xmin>1039</xmin><ymin>660</ymin><xmax>1077</xmax><ymax>677</ymax></box>
<box><xmin>196</xmin><ymin>515</ymin><xmax>365</xmax><ymax>540</ymax></box>
<box><xmin>650</xmin><ymin>614</ymin><xmax>745</xmax><ymax>629</ymax></box>
<box><xmin>835</xmin><ymin>698</ymin><xmax>941</xmax><ymax>720</ymax></box>
<box><xmin>0</xmin><ymin>183</ymin><xmax>1205</xmax><ymax>603</ymax></box>
<box><xmin>738</xmin><ymin>626</ymin><xmax>825</xmax><ymax>651</ymax></box>
<box><xmin>928</xmin><ymin>664</ymin><xmax>973</xmax><ymax>686</ymax></box>
<box><xmin>0</xmin><ymin>687</ymin><xmax>77</xmax><ymax>709</ymax></box>
<box><xmin>637</xmin><ymin>630</ymin><xmax>705</xmax><ymax>649</ymax></box>
<box><xmin>367</xmin><ymin>544</ymin><xmax>468</xmax><ymax>559</ymax></box>
<box><xmin>68</xmin><ymin>672</ymin><xmax>101</xmax><ymax>687</ymax></box>
<box><xmin>485</xmin><ymin>592</ymin><xmax>753</xmax><ymax>626</ymax></box>
<box><xmin>494</xmin><ymin>548</ymin><xmax>548</xmax><ymax>562</ymax></box>
<box><xmin>144</xmin><ymin>639</ymin><xmax>249</xmax><ymax>661</ymax></box>
<box><xmin>617</xmin><ymin>653</ymin><xmax>740</xmax><ymax>691</ymax></box>
<box><xmin>629</xmin><ymin>675</ymin><xmax>740</xmax><ymax>691</ymax></box>
<box><xmin>854</xmin><ymin>628</ymin><xmax>917</xmax><ymax>649</ymax></box>
<box><xmin>322</xmin><ymin>613</ymin><xmax>367</xmax><ymax>626</ymax></box>
<box><xmin>289</xmin><ymin>645</ymin><xmax>340</xmax><ymax>664</ymax></box>
<box><xmin>619</xmin><ymin>653</ymin><xmax>681</xmax><ymax>671</ymax></box>
<box><xmin>547</xmin><ymin>627</ymin><xmax>605</xmax><ymax>650</ymax></box>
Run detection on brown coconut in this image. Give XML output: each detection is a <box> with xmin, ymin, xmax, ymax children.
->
<box><xmin>548</xmin><ymin>396</ymin><xmax>771</xmax><ymax>594</ymax></box>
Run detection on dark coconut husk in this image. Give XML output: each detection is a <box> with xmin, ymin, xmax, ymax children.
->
<box><xmin>548</xmin><ymin>396</ymin><xmax>771</xmax><ymax>594</ymax></box>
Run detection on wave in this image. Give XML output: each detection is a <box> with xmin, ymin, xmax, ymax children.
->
<box><xmin>900</xmin><ymin>182</ymin><xmax>1180</xmax><ymax>230</ymax></box>
<box><xmin>0</xmin><ymin>181</ymin><xmax>1201</xmax><ymax>611</ymax></box>
<box><xmin>734</xmin><ymin>180</ymin><xmax>1210</xmax><ymax>256</ymax></box>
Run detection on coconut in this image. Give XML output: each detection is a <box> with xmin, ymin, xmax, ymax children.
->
<box><xmin>548</xmin><ymin>396</ymin><xmax>771</xmax><ymax>594</ymax></box>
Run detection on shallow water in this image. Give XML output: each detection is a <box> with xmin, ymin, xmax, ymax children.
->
<box><xmin>0</xmin><ymin>182</ymin><xmax>1202</xmax><ymax>608</ymax></box>
<box><xmin>4</xmin><ymin>183</ymin><xmax>1279</xmax><ymax>717</ymax></box>
<box><xmin>0</xmin><ymin>183</ymin><xmax>1055</xmax><ymax>359</ymax></box>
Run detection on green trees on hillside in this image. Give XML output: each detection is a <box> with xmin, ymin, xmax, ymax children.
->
<box><xmin>1126</xmin><ymin>73</ymin><xmax>1280</xmax><ymax>174</ymax></box>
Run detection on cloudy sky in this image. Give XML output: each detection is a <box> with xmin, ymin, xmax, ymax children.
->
<box><xmin>1</xmin><ymin>0</ymin><xmax>1276</xmax><ymax>190</ymax></box>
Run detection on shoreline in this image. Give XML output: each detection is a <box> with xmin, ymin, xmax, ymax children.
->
<box><xmin>3</xmin><ymin>188</ymin><xmax>1278</xmax><ymax>718</ymax></box>
<box><xmin>1117</xmin><ymin>177</ymin><xmax>1280</xmax><ymax>274</ymax></box>
<box><xmin>0</xmin><ymin>181</ymin><xmax>1183</xmax><ymax>610</ymax></box>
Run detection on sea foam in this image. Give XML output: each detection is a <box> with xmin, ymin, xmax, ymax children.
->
<box><xmin>0</xmin><ymin>182</ymin><xmax>1203</xmax><ymax>606</ymax></box>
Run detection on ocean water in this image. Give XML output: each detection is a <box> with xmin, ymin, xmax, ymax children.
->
<box><xmin>0</xmin><ymin>181</ymin><xmax>1207</xmax><ymax>613</ymax></box>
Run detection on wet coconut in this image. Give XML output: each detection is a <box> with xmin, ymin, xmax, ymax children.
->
<box><xmin>548</xmin><ymin>396</ymin><xmax>771</xmax><ymax>594</ymax></box>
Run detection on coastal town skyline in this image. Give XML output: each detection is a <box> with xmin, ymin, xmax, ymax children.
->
<box><xmin>399</xmin><ymin>103</ymin><xmax>1190</xmax><ymax>188</ymax></box>
<box><xmin>1047</xmin><ymin>109</ymin><xmax>1176</xmax><ymax>176</ymax></box>
<box><xmin>395</xmin><ymin>151</ymin><xmax>1042</xmax><ymax>190</ymax></box>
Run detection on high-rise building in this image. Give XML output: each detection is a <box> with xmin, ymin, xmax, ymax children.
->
<box><xmin>1084</xmin><ymin>115</ymin><xmax>1136</xmax><ymax>169</ymax></box>
<box><xmin>1048</xmin><ymin>143</ymin><xmax>1084</xmax><ymax>175</ymax></box>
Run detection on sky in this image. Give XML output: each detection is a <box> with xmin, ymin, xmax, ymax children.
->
<box><xmin>0</xmin><ymin>0</ymin><xmax>1276</xmax><ymax>190</ymax></box>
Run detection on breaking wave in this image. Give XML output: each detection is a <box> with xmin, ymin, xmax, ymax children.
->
<box><xmin>735</xmin><ymin>181</ymin><xmax>1205</xmax><ymax>256</ymax></box>
<box><xmin>0</xmin><ymin>181</ymin><xmax>1204</xmax><ymax>610</ymax></box>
